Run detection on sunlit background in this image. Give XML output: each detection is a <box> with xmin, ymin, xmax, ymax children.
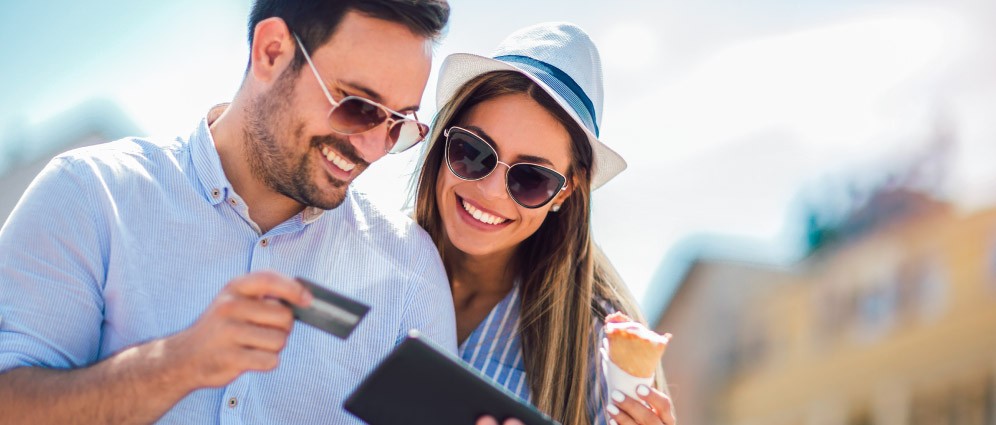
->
<box><xmin>3</xmin><ymin>1</ymin><xmax>996</xmax><ymax>424</ymax></box>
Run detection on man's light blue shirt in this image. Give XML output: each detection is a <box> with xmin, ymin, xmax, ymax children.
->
<box><xmin>0</xmin><ymin>112</ymin><xmax>457</xmax><ymax>424</ymax></box>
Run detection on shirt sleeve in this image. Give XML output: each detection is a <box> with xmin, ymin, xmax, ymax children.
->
<box><xmin>396</xmin><ymin>237</ymin><xmax>457</xmax><ymax>354</ymax></box>
<box><xmin>0</xmin><ymin>157</ymin><xmax>107</xmax><ymax>372</ymax></box>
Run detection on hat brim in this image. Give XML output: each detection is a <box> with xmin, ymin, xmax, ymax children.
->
<box><xmin>436</xmin><ymin>53</ymin><xmax>627</xmax><ymax>190</ymax></box>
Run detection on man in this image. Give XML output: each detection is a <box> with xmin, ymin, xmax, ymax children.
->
<box><xmin>0</xmin><ymin>1</ymin><xmax>454</xmax><ymax>423</ymax></box>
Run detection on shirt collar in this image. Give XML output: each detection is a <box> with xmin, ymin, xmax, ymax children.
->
<box><xmin>190</xmin><ymin>104</ymin><xmax>326</xmax><ymax>222</ymax></box>
<box><xmin>191</xmin><ymin>104</ymin><xmax>232</xmax><ymax>206</ymax></box>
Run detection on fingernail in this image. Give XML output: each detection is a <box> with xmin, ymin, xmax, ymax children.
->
<box><xmin>302</xmin><ymin>288</ymin><xmax>313</xmax><ymax>305</ymax></box>
<box><xmin>611</xmin><ymin>390</ymin><xmax>625</xmax><ymax>403</ymax></box>
<box><xmin>606</xmin><ymin>404</ymin><xmax>620</xmax><ymax>415</ymax></box>
<box><xmin>609</xmin><ymin>420</ymin><xmax>618</xmax><ymax>425</ymax></box>
<box><xmin>637</xmin><ymin>385</ymin><xmax>650</xmax><ymax>397</ymax></box>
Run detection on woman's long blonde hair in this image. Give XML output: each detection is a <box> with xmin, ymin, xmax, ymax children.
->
<box><xmin>414</xmin><ymin>71</ymin><xmax>663</xmax><ymax>425</ymax></box>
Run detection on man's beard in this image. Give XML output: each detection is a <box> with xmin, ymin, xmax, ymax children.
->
<box><xmin>242</xmin><ymin>68</ymin><xmax>369</xmax><ymax>210</ymax></box>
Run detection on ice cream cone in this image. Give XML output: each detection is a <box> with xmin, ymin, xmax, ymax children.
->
<box><xmin>602</xmin><ymin>312</ymin><xmax>671</xmax><ymax>390</ymax></box>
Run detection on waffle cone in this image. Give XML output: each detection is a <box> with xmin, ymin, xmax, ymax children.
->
<box><xmin>605</xmin><ymin>313</ymin><xmax>670</xmax><ymax>378</ymax></box>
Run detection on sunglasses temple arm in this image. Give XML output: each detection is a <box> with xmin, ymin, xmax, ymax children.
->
<box><xmin>293</xmin><ymin>34</ymin><xmax>339</xmax><ymax>108</ymax></box>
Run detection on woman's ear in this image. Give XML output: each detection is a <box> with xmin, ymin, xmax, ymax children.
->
<box><xmin>549</xmin><ymin>175</ymin><xmax>577</xmax><ymax>211</ymax></box>
<box><xmin>248</xmin><ymin>17</ymin><xmax>296</xmax><ymax>85</ymax></box>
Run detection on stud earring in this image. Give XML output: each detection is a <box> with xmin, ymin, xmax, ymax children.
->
<box><xmin>551</xmin><ymin>204</ymin><xmax>561</xmax><ymax>212</ymax></box>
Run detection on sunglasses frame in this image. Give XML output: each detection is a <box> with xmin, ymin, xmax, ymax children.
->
<box><xmin>293</xmin><ymin>33</ymin><xmax>428</xmax><ymax>154</ymax></box>
<box><xmin>443</xmin><ymin>126</ymin><xmax>569</xmax><ymax>209</ymax></box>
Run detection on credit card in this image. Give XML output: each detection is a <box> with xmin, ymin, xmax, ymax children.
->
<box><xmin>289</xmin><ymin>277</ymin><xmax>370</xmax><ymax>339</ymax></box>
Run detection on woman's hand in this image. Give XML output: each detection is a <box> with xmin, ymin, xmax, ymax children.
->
<box><xmin>476</xmin><ymin>416</ymin><xmax>524</xmax><ymax>425</ymax></box>
<box><xmin>606</xmin><ymin>385</ymin><xmax>676</xmax><ymax>425</ymax></box>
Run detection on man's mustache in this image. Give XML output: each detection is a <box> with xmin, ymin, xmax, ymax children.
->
<box><xmin>311</xmin><ymin>134</ymin><xmax>370</xmax><ymax>168</ymax></box>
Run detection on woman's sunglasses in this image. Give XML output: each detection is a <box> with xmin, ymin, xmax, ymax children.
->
<box><xmin>444</xmin><ymin>126</ymin><xmax>568</xmax><ymax>209</ymax></box>
<box><xmin>294</xmin><ymin>34</ymin><xmax>429</xmax><ymax>154</ymax></box>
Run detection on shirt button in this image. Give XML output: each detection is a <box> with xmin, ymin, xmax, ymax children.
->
<box><xmin>229</xmin><ymin>198</ymin><xmax>238</xmax><ymax>206</ymax></box>
<box><xmin>227</xmin><ymin>397</ymin><xmax>238</xmax><ymax>408</ymax></box>
<box><xmin>211</xmin><ymin>188</ymin><xmax>221</xmax><ymax>199</ymax></box>
<box><xmin>260</xmin><ymin>238</ymin><xmax>270</xmax><ymax>247</ymax></box>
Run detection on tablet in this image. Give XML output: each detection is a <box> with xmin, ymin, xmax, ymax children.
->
<box><xmin>344</xmin><ymin>330</ymin><xmax>560</xmax><ymax>425</ymax></box>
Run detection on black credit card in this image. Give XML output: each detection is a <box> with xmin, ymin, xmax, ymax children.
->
<box><xmin>289</xmin><ymin>277</ymin><xmax>370</xmax><ymax>339</ymax></box>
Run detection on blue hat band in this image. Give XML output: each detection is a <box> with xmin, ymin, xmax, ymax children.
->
<box><xmin>495</xmin><ymin>55</ymin><xmax>599</xmax><ymax>137</ymax></box>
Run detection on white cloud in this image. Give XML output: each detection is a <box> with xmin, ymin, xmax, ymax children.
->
<box><xmin>595</xmin><ymin>7</ymin><xmax>973</xmax><ymax>302</ymax></box>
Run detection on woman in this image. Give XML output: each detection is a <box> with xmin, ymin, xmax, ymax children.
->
<box><xmin>413</xmin><ymin>23</ymin><xmax>676</xmax><ymax>425</ymax></box>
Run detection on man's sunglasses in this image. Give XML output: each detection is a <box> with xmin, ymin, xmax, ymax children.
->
<box><xmin>294</xmin><ymin>34</ymin><xmax>429</xmax><ymax>154</ymax></box>
<box><xmin>444</xmin><ymin>126</ymin><xmax>568</xmax><ymax>209</ymax></box>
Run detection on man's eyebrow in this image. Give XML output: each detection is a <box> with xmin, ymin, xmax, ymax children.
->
<box><xmin>463</xmin><ymin>125</ymin><xmax>554</xmax><ymax>166</ymax></box>
<box><xmin>339</xmin><ymin>80</ymin><xmax>420</xmax><ymax>114</ymax></box>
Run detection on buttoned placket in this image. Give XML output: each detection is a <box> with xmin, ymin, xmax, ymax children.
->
<box><xmin>220</xmin><ymin>191</ymin><xmax>262</xmax><ymax>235</ymax></box>
<box><xmin>219</xmin><ymin>378</ymin><xmax>249</xmax><ymax>425</ymax></box>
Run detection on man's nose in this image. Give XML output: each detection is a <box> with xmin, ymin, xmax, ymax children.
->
<box><xmin>349</xmin><ymin>124</ymin><xmax>391</xmax><ymax>164</ymax></box>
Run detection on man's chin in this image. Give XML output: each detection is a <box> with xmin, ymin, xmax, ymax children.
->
<box><xmin>305</xmin><ymin>186</ymin><xmax>349</xmax><ymax>210</ymax></box>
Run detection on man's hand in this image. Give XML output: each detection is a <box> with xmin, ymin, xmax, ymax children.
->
<box><xmin>0</xmin><ymin>271</ymin><xmax>313</xmax><ymax>424</ymax></box>
<box><xmin>169</xmin><ymin>271</ymin><xmax>313</xmax><ymax>388</ymax></box>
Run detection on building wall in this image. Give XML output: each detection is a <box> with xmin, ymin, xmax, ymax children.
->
<box><xmin>655</xmin><ymin>206</ymin><xmax>996</xmax><ymax>425</ymax></box>
<box><xmin>724</xmin><ymin>207</ymin><xmax>996</xmax><ymax>425</ymax></box>
<box><xmin>655</xmin><ymin>260</ymin><xmax>795</xmax><ymax>425</ymax></box>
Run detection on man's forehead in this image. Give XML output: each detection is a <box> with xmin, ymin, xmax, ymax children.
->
<box><xmin>314</xmin><ymin>12</ymin><xmax>433</xmax><ymax>113</ymax></box>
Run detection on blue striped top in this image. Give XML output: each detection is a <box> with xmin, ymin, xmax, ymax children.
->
<box><xmin>459</xmin><ymin>284</ymin><xmax>612</xmax><ymax>425</ymax></box>
<box><xmin>0</xmin><ymin>111</ymin><xmax>457</xmax><ymax>424</ymax></box>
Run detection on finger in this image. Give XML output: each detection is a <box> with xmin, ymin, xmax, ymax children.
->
<box><xmin>210</xmin><ymin>295</ymin><xmax>294</xmax><ymax>332</ymax></box>
<box><xmin>475</xmin><ymin>416</ymin><xmax>498</xmax><ymax>425</ymax></box>
<box><xmin>238</xmin><ymin>347</ymin><xmax>281</xmax><ymax>372</ymax></box>
<box><xmin>637</xmin><ymin>385</ymin><xmax>676</xmax><ymax>424</ymax></box>
<box><xmin>231</xmin><ymin>322</ymin><xmax>291</xmax><ymax>352</ymax></box>
<box><xmin>227</xmin><ymin>272</ymin><xmax>312</xmax><ymax>306</ymax></box>
<box><xmin>607</xmin><ymin>404</ymin><xmax>638</xmax><ymax>425</ymax></box>
<box><xmin>502</xmin><ymin>419</ymin><xmax>525</xmax><ymax>425</ymax></box>
<box><xmin>224</xmin><ymin>297</ymin><xmax>295</xmax><ymax>332</ymax></box>
<box><xmin>612</xmin><ymin>390</ymin><xmax>661</xmax><ymax>424</ymax></box>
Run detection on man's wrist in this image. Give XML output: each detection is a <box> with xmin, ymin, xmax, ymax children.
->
<box><xmin>130</xmin><ymin>334</ymin><xmax>204</xmax><ymax>396</ymax></box>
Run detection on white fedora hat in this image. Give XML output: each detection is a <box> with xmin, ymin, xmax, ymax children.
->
<box><xmin>436</xmin><ymin>22</ymin><xmax>627</xmax><ymax>190</ymax></box>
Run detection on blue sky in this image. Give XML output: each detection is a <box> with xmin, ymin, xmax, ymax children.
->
<box><xmin>2</xmin><ymin>0</ymin><xmax>994</xmax><ymax>313</ymax></box>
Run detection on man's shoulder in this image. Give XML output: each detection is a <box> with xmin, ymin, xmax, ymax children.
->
<box><xmin>54</xmin><ymin>135</ymin><xmax>188</xmax><ymax>176</ymax></box>
<box><xmin>343</xmin><ymin>189</ymin><xmax>430</xmax><ymax>244</ymax></box>
<box><xmin>332</xmin><ymin>188</ymin><xmax>438</xmax><ymax>269</ymax></box>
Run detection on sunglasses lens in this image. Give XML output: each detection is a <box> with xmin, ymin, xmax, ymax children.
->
<box><xmin>387</xmin><ymin>120</ymin><xmax>429</xmax><ymax>154</ymax></box>
<box><xmin>329</xmin><ymin>97</ymin><xmax>388</xmax><ymax>134</ymax></box>
<box><xmin>447</xmin><ymin>130</ymin><xmax>497</xmax><ymax>180</ymax></box>
<box><xmin>507</xmin><ymin>164</ymin><xmax>565</xmax><ymax>208</ymax></box>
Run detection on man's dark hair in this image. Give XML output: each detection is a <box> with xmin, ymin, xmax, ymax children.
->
<box><xmin>247</xmin><ymin>0</ymin><xmax>449</xmax><ymax>72</ymax></box>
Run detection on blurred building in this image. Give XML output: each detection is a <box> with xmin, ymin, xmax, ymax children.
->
<box><xmin>652</xmin><ymin>185</ymin><xmax>996</xmax><ymax>425</ymax></box>
<box><xmin>0</xmin><ymin>99</ymin><xmax>140</xmax><ymax>222</ymax></box>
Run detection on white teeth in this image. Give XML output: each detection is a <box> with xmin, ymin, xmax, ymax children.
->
<box><xmin>461</xmin><ymin>199</ymin><xmax>507</xmax><ymax>226</ymax></box>
<box><xmin>322</xmin><ymin>148</ymin><xmax>356</xmax><ymax>172</ymax></box>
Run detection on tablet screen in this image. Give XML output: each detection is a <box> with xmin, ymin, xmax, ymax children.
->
<box><xmin>344</xmin><ymin>331</ymin><xmax>560</xmax><ymax>425</ymax></box>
